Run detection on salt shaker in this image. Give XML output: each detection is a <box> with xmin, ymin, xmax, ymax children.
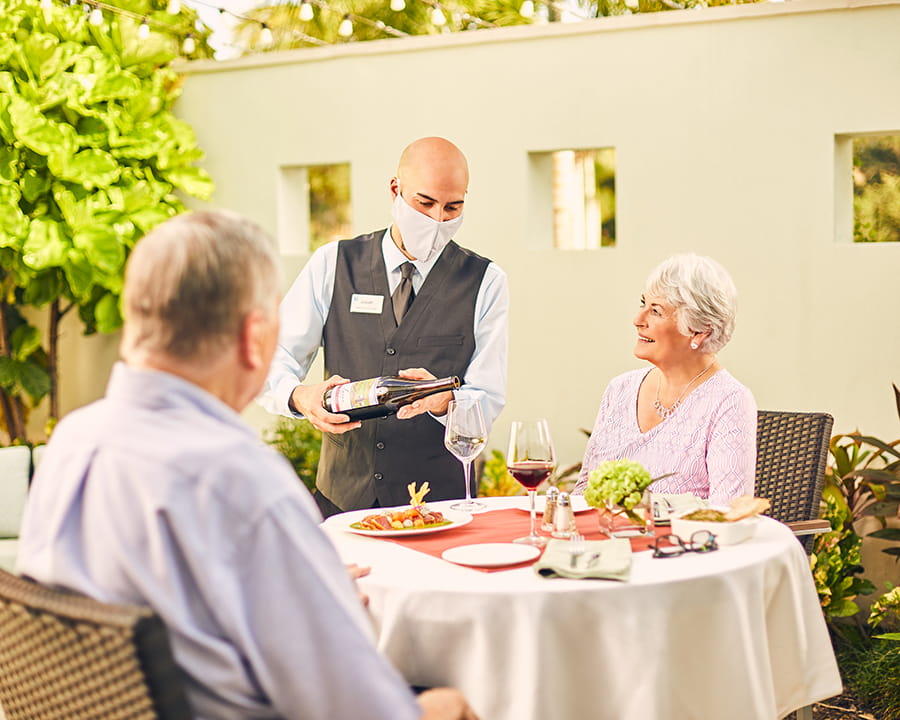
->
<box><xmin>541</xmin><ymin>486</ymin><xmax>559</xmax><ymax>532</ymax></box>
<box><xmin>552</xmin><ymin>492</ymin><xmax>578</xmax><ymax>538</ymax></box>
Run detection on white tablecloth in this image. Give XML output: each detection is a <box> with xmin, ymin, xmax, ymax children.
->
<box><xmin>323</xmin><ymin>497</ymin><xmax>842</xmax><ymax>720</ymax></box>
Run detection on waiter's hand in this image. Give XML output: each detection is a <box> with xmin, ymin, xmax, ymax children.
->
<box><xmin>395</xmin><ymin>368</ymin><xmax>453</xmax><ymax>420</ymax></box>
<box><xmin>289</xmin><ymin>376</ymin><xmax>362</xmax><ymax>434</ymax></box>
<box><xmin>417</xmin><ymin>688</ymin><xmax>480</xmax><ymax>720</ymax></box>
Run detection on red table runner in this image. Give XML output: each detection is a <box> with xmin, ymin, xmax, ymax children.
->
<box><xmin>383</xmin><ymin>508</ymin><xmax>665</xmax><ymax>572</ymax></box>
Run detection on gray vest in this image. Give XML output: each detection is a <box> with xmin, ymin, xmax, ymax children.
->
<box><xmin>318</xmin><ymin>231</ymin><xmax>490</xmax><ymax>511</ymax></box>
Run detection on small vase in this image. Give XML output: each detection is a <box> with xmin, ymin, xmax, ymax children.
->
<box><xmin>597</xmin><ymin>490</ymin><xmax>655</xmax><ymax>538</ymax></box>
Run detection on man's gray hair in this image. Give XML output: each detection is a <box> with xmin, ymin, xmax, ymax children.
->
<box><xmin>122</xmin><ymin>210</ymin><xmax>279</xmax><ymax>362</ymax></box>
<box><xmin>645</xmin><ymin>253</ymin><xmax>738</xmax><ymax>354</ymax></box>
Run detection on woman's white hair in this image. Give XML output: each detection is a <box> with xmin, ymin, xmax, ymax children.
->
<box><xmin>121</xmin><ymin>210</ymin><xmax>279</xmax><ymax>363</ymax></box>
<box><xmin>644</xmin><ymin>253</ymin><xmax>738</xmax><ymax>354</ymax></box>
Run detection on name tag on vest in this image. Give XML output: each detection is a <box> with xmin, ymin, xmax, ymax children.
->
<box><xmin>350</xmin><ymin>294</ymin><xmax>384</xmax><ymax>314</ymax></box>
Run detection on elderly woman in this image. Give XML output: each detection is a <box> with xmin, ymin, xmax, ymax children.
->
<box><xmin>574</xmin><ymin>254</ymin><xmax>757</xmax><ymax>504</ymax></box>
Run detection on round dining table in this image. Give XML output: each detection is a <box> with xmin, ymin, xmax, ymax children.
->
<box><xmin>322</xmin><ymin>496</ymin><xmax>841</xmax><ymax>720</ymax></box>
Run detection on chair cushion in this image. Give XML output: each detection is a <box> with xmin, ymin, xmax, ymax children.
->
<box><xmin>0</xmin><ymin>447</ymin><xmax>30</xmax><ymax>538</ymax></box>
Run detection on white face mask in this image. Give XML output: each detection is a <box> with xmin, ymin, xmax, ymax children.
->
<box><xmin>391</xmin><ymin>191</ymin><xmax>464</xmax><ymax>263</ymax></box>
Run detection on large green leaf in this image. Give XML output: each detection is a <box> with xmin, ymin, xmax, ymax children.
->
<box><xmin>22</xmin><ymin>218</ymin><xmax>68</xmax><ymax>269</ymax></box>
<box><xmin>90</xmin><ymin>69</ymin><xmax>141</xmax><ymax>102</ymax></box>
<box><xmin>165</xmin><ymin>166</ymin><xmax>214</xmax><ymax>201</ymax></box>
<box><xmin>63</xmin><ymin>247</ymin><xmax>94</xmax><ymax>299</ymax></box>
<box><xmin>94</xmin><ymin>291</ymin><xmax>122</xmax><ymax>334</ymax></box>
<box><xmin>0</xmin><ymin>356</ymin><xmax>51</xmax><ymax>404</ymax></box>
<box><xmin>23</xmin><ymin>32</ymin><xmax>63</xmax><ymax>83</ymax></box>
<box><xmin>0</xmin><ymin>145</ymin><xmax>18</xmax><ymax>184</ymax></box>
<box><xmin>8</xmin><ymin>96</ymin><xmax>77</xmax><ymax>158</ymax></box>
<box><xmin>21</xmin><ymin>169</ymin><xmax>51</xmax><ymax>203</ymax></box>
<box><xmin>0</xmin><ymin>185</ymin><xmax>28</xmax><ymax>242</ymax></box>
<box><xmin>50</xmin><ymin>148</ymin><xmax>120</xmax><ymax>189</ymax></box>
<box><xmin>869</xmin><ymin>528</ymin><xmax>900</xmax><ymax>542</ymax></box>
<box><xmin>10</xmin><ymin>324</ymin><xmax>41</xmax><ymax>361</ymax></box>
<box><xmin>73</xmin><ymin>224</ymin><xmax>125</xmax><ymax>274</ymax></box>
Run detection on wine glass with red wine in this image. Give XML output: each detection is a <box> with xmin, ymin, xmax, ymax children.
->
<box><xmin>444</xmin><ymin>398</ymin><xmax>487</xmax><ymax>512</ymax></box>
<box><xmin>507</xmin><ymin>419</ymin><xmax>555</xmax><ymax>546</ymax></box>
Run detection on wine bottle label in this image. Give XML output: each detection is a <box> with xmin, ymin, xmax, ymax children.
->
<box><xmin>328</xmin><ymin>378</ymin><xmax>380</xmax><ymax>412</ymax></box>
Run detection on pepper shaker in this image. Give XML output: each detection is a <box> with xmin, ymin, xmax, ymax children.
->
<box><xmin>541</xmin><ymin>486</ymin><xmax>559</xmax><ymax>532</ymax></box>
<box><xmin>552</xmin><ymin>492</ymin><xmax>578</xmax><ymax>538</ymax></box>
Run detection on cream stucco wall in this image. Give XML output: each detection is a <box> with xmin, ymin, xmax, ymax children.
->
<box><xmin>55</xmin><ymin>0</ymin><xmax>900</xmax><ymax>469</ymax></box>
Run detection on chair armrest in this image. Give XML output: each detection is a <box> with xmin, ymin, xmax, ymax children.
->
<box><xmin>785</xmin><ymin>519</ymin><xmax>831</xmax><ymax>537</ymax></box>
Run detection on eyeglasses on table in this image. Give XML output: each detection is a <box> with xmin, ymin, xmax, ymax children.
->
<box><xmin>651</xmin><ymin>530</ymin><xmax>718</xmax><ymax>558</ymax></box>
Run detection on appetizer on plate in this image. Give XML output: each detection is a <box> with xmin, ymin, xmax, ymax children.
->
<box><xmin>353</xmin><ymin>482</ymin><xmax>448</xmax><ymax>531</ymax></box>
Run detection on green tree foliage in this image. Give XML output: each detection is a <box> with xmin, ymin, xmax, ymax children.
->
<box><xmin>0</xmin><ymin>0</ymin><xmax>214</xmax><ymax>443</ymax></box>
<box><xmin>854</xmin><ymin>135</ymin><xmax>900</xmax><ymax>243</ymax></box>
<box><xmin>264</xmin><ymin>418</ymin><xmax>322</xmax><ymax>491</ymax></box>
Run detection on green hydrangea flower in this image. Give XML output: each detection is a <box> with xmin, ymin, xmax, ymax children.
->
<box><xmin>584</xmin><ymin>459</ymin><xmax>653</xmax><ymax>511</ymax></box>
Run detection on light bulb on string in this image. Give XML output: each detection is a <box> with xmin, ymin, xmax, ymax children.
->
<box><xmin>431</xmin><ymin>5</ymin><xmax>446</xmax><ymax>25</ymax></box>
<box><xmin>88</xmin><ymin>5</ymin><xmax>103</xmax><ymax>25</ymax></box>
<box><xmin>166</xmin><ymin>0</ymin><xmax>181</xmax><ymax>14</ymax></box>
<box><xmin>298</xmin><ymin>1</ymin><xmax>314</xmax><ymax>21</ymax></box>
<box><xmin>138</xmin><ymin>20</ymin><xmax>150</xmax><ymax>39</ymax></box>
<box><xmin>40</xmin><ymin>0</ymin><xmax>53</xmax><ymax>10</ymax></box>
<box><xmin>519</xmin><ymin>0</ymin><xmax>534</xmax><ymax>17</ymax></box>
<box><xmin>390</xmin><ymin>0</ymin><xmax>405</xmax><ymax>10</ymax></box>
<box><xmin>182</xmin><ymin>34</ymin><xmax>195</xmax><ymax>54</ymax></box>
<box><xmin>338</xmin><ymin>14</ymin><xmax>353</xmax><ymax>37</ymax></box>
<box><xmin>259</xmin><ymin>23</ymin><xmax>274</xmax><ymax>46</ymax></box>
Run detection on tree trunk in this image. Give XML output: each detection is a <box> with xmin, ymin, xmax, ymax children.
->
<box><xmin>49</xmin><ymin>298</ymin><xmax>60</xmax><ymax>422</ymax></box>
<box><xmin>0</xmin><ymin>300</ymin><xmax>26</xmax><ymax>443</ymax></box>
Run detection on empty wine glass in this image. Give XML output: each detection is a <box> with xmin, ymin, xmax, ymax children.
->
<box><xmin>444</xmin><ymin>398</ymin><xmax>487</xmax><ymax>512</ymax></box>
<box><xmin>507</xmin><ymin>419</ymin><xmax>555</xmax><ymax>546</ymax></box>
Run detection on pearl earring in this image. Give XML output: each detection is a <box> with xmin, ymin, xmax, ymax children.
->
<box><xmin>690</xmin><ymin>342</ymin><xmax>698</xmax><ymax>350</ymax></box>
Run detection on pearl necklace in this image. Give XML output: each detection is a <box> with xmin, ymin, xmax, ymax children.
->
<box><xmin>653</xmin><ymin>361</ymin><xmax>716</xmax><ymax>420</ymax></box>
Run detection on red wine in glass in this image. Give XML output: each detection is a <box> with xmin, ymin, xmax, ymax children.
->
<box><xmin>507</xmin><ymin>419</ymin><xmax>555</xmax><ymax>546</ymax></box>
<box><xmin>508</xmin><ymin>461</ymin><xmax>554</xmax><ymax>490</ymax></box>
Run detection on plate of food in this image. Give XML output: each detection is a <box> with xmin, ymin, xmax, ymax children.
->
<box><xmin>669</xmin><ymin>496</ymin><xmax>770</xmax><ymax>546</ymax></box>
<box><xmin>515</xmin><ymin>494</ymin><xmax>593</xmax><ymax>514</ymax></box>
<box><xmin>339</xmin><ymin>482</ymin><xmax>474</xmax><ymax>537</ymax></box>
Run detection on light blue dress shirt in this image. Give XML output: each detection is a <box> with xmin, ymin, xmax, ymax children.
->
<box><xmin>259</xmin><ymin>230</ymin><xmax>509</xmax><ymax>431</ymax></box>
<box><xmin>16</xmin><ymin>363</ymin><xmax>420</xmax><ymax>720</ymax></box>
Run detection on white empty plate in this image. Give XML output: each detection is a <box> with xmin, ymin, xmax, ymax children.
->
<box><xmin>441</xmin><ymin>543</ymin><xmax>541</xmax><ymax>568</ymax></box>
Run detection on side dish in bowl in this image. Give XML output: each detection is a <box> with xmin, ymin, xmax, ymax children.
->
<box><xmin>669</xmin><ymin>496</ymin><xmax>770</xmax><ymax>546</ymax></box>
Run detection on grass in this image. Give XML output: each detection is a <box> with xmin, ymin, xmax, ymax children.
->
<box><xmin>832</xmin><ymin>629</ymin><xmax>900</xmax><ymax>720</ymax></box>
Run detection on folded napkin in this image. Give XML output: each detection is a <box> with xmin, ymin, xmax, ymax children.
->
<box><xmin>534</xmin><ymin>538</ymin><xmax>632</xmax><ymax>581</ymax></box>
<box><xmin>652</xmin><ymin>493</ymin><xmax>708</xmax><ymax>524</ymax></box>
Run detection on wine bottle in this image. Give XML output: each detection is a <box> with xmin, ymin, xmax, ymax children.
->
<box><xmin>322</xmin><ymin>375</ymin><xmax>461</xmax><ymax>421</ymax></box>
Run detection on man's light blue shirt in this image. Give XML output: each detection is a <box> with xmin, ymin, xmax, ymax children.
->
<box><xmin>259</xmin><ymin>230</ymin><xmax>508</xmax><ymax>430</ymax></box>
<box><xmin>16</xmin><ymin>363</ymin><xmax>420</xmax><ymax>720</ymax></box>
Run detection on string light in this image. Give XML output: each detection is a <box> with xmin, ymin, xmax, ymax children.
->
<box><xmin>259</xmin><ymin>23</ymin><xmax>274</xmax><ymax>46</ymax></box>
<box><xmin>391</xmin><ymin>0</ymin><xmax>406</xmax><ymax>10</ymax></box>
<box><xmin>182</xmin><ymin>34</ymin><xmax>196</xmax><ymax>53</ymax></box>
<box><xmin>88</xmin><ymin>5</ymin><xmax>103</xmax><ymax>25</ymax></box>
<box><xmin>138</xmin><ymin>19</ymin><xmax>151</xmax><ymax>38</ymax></box>
<box><xmin>431</xmin><ymin>5</ymin><xmax>446</xmax><ymax>25</ymax></box>
<box><xmin>519</xmin><ymin>0</ymin><xmax>535</xmax><ymax>17</ymax></box>
<box><xmin>299</xmin><ymin>0</ymin><xmax>314</xmax><ymax>20</ymax></box>
<box><xmin>338</xmin><ymin>14</ymin><xmax>353</xmax><ymax>36</ymax></box>
<box><xmin>40</xmin><ymin>0</ymin><xmax>53</xmax><ymax>9</ymax></box>
<box><xmin>166</xmin><ymin>0</ymin><xmax>181</xmax><ymax>14</ymax></box>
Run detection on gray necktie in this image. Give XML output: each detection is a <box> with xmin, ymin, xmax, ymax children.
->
<box><xmin>392</xmin><ymin>262</ymin><xmax>416</xmax><ymax>326</ymax></box>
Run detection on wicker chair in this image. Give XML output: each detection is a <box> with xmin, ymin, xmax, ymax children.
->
<box><xmin>0</xmin><ymin>569</ymin><xmax>192</xmax><ymax>720</ymax></box>
<box><xmin>755</xmin><ymin>410</ymin><xmax>834</xmax><ymax>552</ymax></box>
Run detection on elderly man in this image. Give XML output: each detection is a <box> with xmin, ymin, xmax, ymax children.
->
<box><xmin>16</xmin><ymin>211</ymin><xmax>477</xmax><ymax>720</ymax></box>
<box><xmin>261</xmin><ymin>137</ymin><xmax>509</xmax><ymax>517</ymax></box>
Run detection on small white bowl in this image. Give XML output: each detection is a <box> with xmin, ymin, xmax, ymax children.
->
<box><xmin>669</xmin><ymin>509</ymin><xmax>759</xmax><ymax>546</ymax></box>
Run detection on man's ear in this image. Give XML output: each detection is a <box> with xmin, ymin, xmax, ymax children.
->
<box><xmin>238</xmin><ymin>309</ymin><xmax>267</xmax><ymax>370</ymax></box>
<box><xmin>389</xmin><ymin>176</ymin><xmax>400</xmax><ymax>199</ymax></box>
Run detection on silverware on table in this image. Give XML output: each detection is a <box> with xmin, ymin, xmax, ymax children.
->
<box><xmin>568</xmin><ymin>533</ymin><xmax>585</xmax><ymax>568</ymax></box>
